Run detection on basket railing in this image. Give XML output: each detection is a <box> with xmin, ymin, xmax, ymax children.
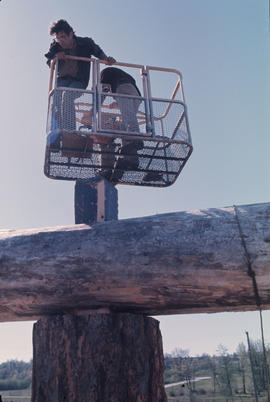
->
<box><xmin>48</xmin><ymin>57</ymin><xmax>191</xmax><ymax>144</ymax></box>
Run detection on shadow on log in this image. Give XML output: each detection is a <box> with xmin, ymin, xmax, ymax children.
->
<box><xmin>32</xmin><ymin>313</ymin><xmax>167</xmax><ymax>402</ymax></box>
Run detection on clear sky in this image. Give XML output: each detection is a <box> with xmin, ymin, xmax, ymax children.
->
<box><xmin>0</xmin><ymin>0</ymin><xmax>269</xmax><ymax>363</ymax></box>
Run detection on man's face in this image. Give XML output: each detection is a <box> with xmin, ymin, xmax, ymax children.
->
<box><xmin>55</xmin><ymin>31</ymin><xmax>74</xmax><ymax>49</ymax></box>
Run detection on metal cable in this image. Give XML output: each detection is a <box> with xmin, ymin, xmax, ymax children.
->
<box><xmin>233</xmin><ymin>205</ymin><xmax>261</xmax><ymax>307</ymax></box>
<box><xmin>233</xmin><ymin>205</ymin><xmax>270</xmax><ymax>400</ymax></box>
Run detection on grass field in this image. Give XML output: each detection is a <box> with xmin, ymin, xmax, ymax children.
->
<box><xmin>0</xmin><ymin>383</ymin><xmax>269</xmax><ymax>401</ymax></box>
<box><xmin>165</xmin><ymin>376</ymin><xmax>269</xmax><ymax>401</ymax></box>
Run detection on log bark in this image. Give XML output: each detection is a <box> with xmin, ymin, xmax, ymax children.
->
<box><xmin>31</xmin><ymin>313</ymin><xmax>166</xmax><ymax>402</ymax></box>
<box><xmin>0</xmin><ymin>202</ymin><xmax>269</xmax><ymax>321</ymax></box>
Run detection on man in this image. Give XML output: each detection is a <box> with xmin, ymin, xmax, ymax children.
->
<box><xmin>45</xmin><ymin>19</ymin><xmax>115</xmax><ymax>131</ymax></box>
<box><xmin>100</xmin><ymin>67</ymin><xmax>142</xmax><ymax>133</ymax></box>
<box><xmin>45</xmin><ymin>19</ymin><xmax>115</xmax><ymax>89</ymax></box>
<box><xmin>99</xmin><ymin>67</ymin><xmax>144</xmax><ymax>182</ymax></box>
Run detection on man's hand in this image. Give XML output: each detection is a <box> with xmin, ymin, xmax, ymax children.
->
<box><xmin>55</xmin><ymin>51</ymin><xmax>66</xmax><ymax>60</ymax></box>
<box><xmin>105</xmin><ymin>56</ymin><xmax>116</xmax><ymax>65</ymax></box>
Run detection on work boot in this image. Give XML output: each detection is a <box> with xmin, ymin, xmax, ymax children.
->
<box><xmin>143</xmin><ymin>171</ymin><xmax>164</xmax><ymax>182</ymax></box>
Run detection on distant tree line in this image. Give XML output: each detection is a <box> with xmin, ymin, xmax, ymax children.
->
<box><xmin>0</xmin><ymin>360</ymin><xmax>32</xmax><ymax>390</ymax></box>
<box><xmin>0</xmin><ymin>339</ymin><xmax>269</xmax><ymax>396</ymax></box>
<box><xmin>164</xmin><ymin>339</ymin><xmax>270</xmax><ymax>400</ymax></box>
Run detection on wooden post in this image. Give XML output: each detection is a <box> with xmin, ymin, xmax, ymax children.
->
<box><xmin>74</xmin><ymin>177</ymin><xmax>118</xmax><ymax>224</ymax></box>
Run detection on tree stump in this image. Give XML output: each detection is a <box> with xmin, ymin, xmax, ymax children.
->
<box><xmin>31</xmin><ymin>313</ymin><xmax>167</xmax><ymax>402</ymax></box>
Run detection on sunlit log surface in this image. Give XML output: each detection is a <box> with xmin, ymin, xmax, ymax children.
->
<box><xmin>0</xmin><ymin>202</ymin><xmax>269</xmax><ymax>321</ymax></box>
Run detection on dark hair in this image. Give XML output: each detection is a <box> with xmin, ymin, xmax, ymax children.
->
<box><xmin>49</xmin><ymin>19</ymin><xmax>74</xmax><ymax>36</ymax></box>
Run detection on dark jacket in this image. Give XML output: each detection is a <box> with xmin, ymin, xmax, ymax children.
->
<box><xmin>100</xmin><ymin>67</ymin><xmax>141</xmax><ymax>96</ymax></box>
<box><xmin>45</xmin><ymin>35</ymin><xmax>105</xmax><ymax>89</ymax></box>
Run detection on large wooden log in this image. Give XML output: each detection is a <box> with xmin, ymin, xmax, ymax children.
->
<box><xmin>31</xmin><ymin>313</ymin><xmax>166</xmax><ymax>402</ymax></box>
<box><xmin>0</xmin><ymin>202</ymin><xmax>269</xmax><ymax>321</ymax></box>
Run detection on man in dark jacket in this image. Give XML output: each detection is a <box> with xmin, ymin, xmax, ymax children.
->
<box><xmin>45</xmin><ymin>19</ymin><xmax>115</xmax><ymax>89</ymax></box>
<box><xmin>45</xmin><ymin>19</ymin><xmax>115</xmax><ymax>130</ymax></box>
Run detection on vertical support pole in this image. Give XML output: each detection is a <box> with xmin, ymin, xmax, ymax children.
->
<box><xmin>246</xmin><ymin>331</ymin><xmax>259</xmax><ymax>402</ymax></box>
<box><xmin>145</xmin><ymin>66</ymin><xmax>156</xmax><ymax>137</ymax></box>
<box><xmin>96</xmin><ymin>60</ymin><xmax>102</xmax><ymax>133</ymax></box>
<box><xmin>141</xmin><ymin>67</ymin><xmax>151</xmax><ymax>134</ymax></box>
<box><xmin>74</xmin><ymin>177</ymin><xmax>118</xmax><ymax>225</ymax></box>
<box><xmin>91</xmin><ymin>59</ymin><xmax>97</xmax><ymax>133</ymax></box>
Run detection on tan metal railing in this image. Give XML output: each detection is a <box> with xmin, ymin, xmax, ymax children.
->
<box><xmin>48</xmin><ymin>56</ymin><xmax>190</xmax><ymax>140</ymax></box>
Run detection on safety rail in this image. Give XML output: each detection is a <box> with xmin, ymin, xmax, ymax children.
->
<box><xmin>44</xmin><ymin>57</ymin><xmax>192</xmax><ymax>187</ymax></box>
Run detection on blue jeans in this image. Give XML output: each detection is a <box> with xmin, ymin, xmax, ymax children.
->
<box><xmin>55</xmin><ymin>77</ymin><xmax>85</xmax><ymax>130</ymax></box>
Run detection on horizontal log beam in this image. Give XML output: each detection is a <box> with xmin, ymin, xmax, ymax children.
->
<box><xmin>0</xmin><ymin>202</ymin><xmax>269</xmax><ymax>321</ymax></box>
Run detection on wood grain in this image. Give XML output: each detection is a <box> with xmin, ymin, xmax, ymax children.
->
<box><xmin>0</xmin><ymin>202</ymin><xmax>269</xmax><ymax>321</ymax></box>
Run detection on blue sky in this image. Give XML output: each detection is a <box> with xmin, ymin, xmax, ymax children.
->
<box><xmin>0</xmin><ymin>0</ymin><xmax>269</xmax><ymax>362</ymax></box>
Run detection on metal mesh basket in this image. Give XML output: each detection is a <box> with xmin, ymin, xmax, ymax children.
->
<box><xmin>44</xmin><ymin>60</ymin><xmax>192</xmax><ymax>187</ymax></box>
<box><xmin>45</xmin><ymin>88</ymin><xmax>192</xmax><ymax>187</ymax></box>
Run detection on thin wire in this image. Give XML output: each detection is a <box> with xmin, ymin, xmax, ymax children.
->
<box><xmin>233</xmin><ymin>205</ymin><xmax>270</xmax><ymax>400</ymax></box>
<box><xmin>233</xmin><ymin>205</ymin><xmax>260</xmax><ymax>307</ymax></box>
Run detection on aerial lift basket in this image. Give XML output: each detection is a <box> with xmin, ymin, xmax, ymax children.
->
<box><xmin>44</xmin><ymin>58</ymin><xmax>192</xmax><ymax>187</ymax></box>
